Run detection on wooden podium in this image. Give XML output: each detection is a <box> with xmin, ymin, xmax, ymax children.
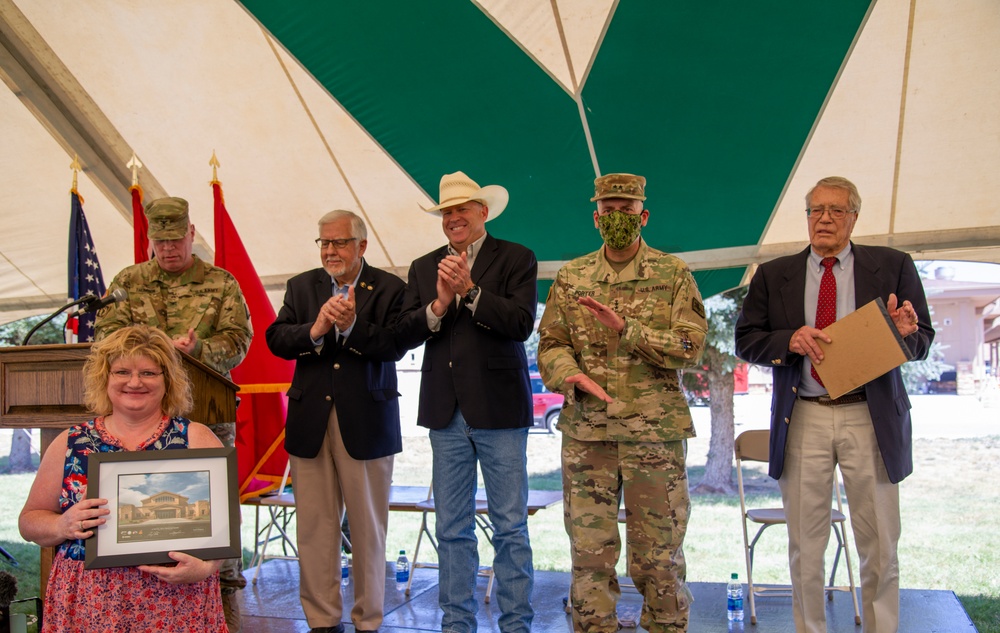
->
<box><xmin>0</xmin><ymin>343</ymin><xmax>238</xmax><ymax>430</ymax></box>
<box><xmin>0</xmin><ymin>342</ymin><xmax>239</xmax><ymax>594</ymax></box>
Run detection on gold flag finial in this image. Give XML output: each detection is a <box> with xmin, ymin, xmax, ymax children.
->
<box><xmin>209</xmin><ymin>150</ymin><xmax>221</xmax><ymax>183</ymax></box>
<box><xmin>127</xmin><ymin>153</ymin><xmax>143</xmax><ymax>187</ymax></box>
<box><xmin>70</xmin><ymin>154</ymin><xmax>82</xmax><ymax>191</ymax></box>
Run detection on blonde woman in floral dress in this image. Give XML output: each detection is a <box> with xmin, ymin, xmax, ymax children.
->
<box><xmin>19</xmin><ymin>325</ymin><xmax>228</xmax><ymax>632</ymax></box>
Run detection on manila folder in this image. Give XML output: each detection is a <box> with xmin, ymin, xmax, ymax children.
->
<box><xmin>814</xmin><ymin>298</ymin><xmax>914</xmax><ymax>399</ymax></box>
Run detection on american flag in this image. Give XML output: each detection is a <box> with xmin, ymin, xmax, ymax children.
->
<box><xmin>67</xmin><ymin>190</ymin><xmax>107</xmax><ymax>343</ymax></box>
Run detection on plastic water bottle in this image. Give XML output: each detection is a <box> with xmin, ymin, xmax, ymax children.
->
<box><xmin>727</xmin><ymin>572</ymin><xmax>744</xmax><ymax>622</ymax></box>
<box><xmin>395</xmin><ymin>550</ymin><xmax>410</xmax><ymax>591</ymax></box>
<box><xmin>341</xmin><ymin>549</ymin><xmax>350</xmax><ymax>587</ymax></box>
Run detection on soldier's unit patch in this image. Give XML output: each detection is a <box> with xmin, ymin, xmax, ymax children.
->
<box><xmin>692</xmin><ymin>297</ymin><xmax>705</xmax><ymax>318</ymax></box>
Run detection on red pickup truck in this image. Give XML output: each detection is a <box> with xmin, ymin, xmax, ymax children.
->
<box><xmin>530</xmin><ymin>373</ymin><xmax>564</xmax><ymax>433</ymax></box>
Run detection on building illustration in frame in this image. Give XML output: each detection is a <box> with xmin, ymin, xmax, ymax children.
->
<box><xmin>116</xmin><ymin>470</ymin><xmax>213</xmax><ymax>543</ymax></box>
<box><xmin>118</xmin><ymin>490</ymin><xmax>211</xmax><ymax>522</ymax></box>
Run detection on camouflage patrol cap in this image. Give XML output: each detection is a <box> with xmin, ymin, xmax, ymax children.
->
<box><xmin>590</xmin><ymin>173</ymin><xmax>647</xmax><ymax>202</ymax></box>
<box><xmin>145</xmin><ymin>197</ymin><xmax>190</xmax><ymax>240</ymax></box>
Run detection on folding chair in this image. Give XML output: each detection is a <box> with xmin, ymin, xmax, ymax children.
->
<box><xmin>245</xmin><ymin>462</ymin><xmax>297</xmax><ymax>585</ymax></box>
<box><xmin>735</xmin><ymin>429</ymin><xmax>860</xmax><ymax>626</ymax></box>
<box><xmin>406</xmin><ymin>482</ymin><xmax>496</xmax><ymax>602</ymax></box>
<box><xmin>244</xmin><ymin>462</ymin><xmax>352</xmax><ymax>585</ymax></box>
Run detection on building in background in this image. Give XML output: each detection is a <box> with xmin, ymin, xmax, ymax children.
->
<box><xmin>920</xmin><ymin>264</ymin><xmax>1000</xmax><ymax>394</ymax></box>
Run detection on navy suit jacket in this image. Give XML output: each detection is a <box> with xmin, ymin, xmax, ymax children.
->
<box><xmin>396</xmin><ymin>233</ymin><xmax>537</xmax><ymax>430</ymax></box>
<box><xmin>265</xmin><ymin>263</ymin><xmax>407</xmax><ymax>460</ymax></box>
<box><xmin>735</xmin><ymin>243</ymin><xmax>934</xmax><ymax>484</ymax></box>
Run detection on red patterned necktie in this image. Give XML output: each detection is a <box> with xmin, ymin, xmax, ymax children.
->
<box><xmin>811</xmin><ymin>257</ymin><xmax>838</xmax><ymax>385</ymax></box>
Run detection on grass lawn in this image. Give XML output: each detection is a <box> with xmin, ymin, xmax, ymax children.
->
<box><xmin>2</xmin><ymin>427</ymin><xmax>998</xmax><ymax>632</ymax></box>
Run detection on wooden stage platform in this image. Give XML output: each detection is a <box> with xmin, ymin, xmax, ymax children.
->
<box><xmin>239</xmin><ymin>559</ymin><xmax>976</xmax><ymax>632</ymax></box>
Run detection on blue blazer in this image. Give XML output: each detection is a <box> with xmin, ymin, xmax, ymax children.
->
<box><xmin>396</xmin><ymin>233</ymin><xmax>538</xmax><ymax>430</ymax></box>
<box><xmin>735</xmin><ymin>243</ymin><xmax>934</xmax><ymax>483</ymax></box>
<box><xmin>266</xmin><ymin>263</ymin><xmax>407</xmax><ymax>460</ymax></box>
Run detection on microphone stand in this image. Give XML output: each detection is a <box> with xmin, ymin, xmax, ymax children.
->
<box><xmin>12</xmin><ymin>296</ymin><xmax>97</xmax><ymax>564</ymax></box>
<box><xmin>20</xmin><ymin>296</ymin><xmax>93</xmax><ymax>346</ymax></box>
<box><xmin>0</xmin><ymin>546</ymin><xmax>14</xmax><ymax>567</ymax></box>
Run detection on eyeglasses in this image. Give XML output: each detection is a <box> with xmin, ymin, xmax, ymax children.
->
<box><xmin>110</xmin><ymin>370</ymin><xmax>164</xmax><ymax>381</ymax></box>
<box><xmin>315</xmin><ymin>238</ymin><xmax>357</xmax><ymax>249</ymax></box>
<box><xmin>806</xmin><ymin>206</ymin><xmax>856</xmax><ymax>220</ymax></box>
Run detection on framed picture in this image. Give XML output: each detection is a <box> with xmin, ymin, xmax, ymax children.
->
<box><xmin>85</xmin><ymin>447</ymin><xmax>240</xmax><ymax>570</ymax></box>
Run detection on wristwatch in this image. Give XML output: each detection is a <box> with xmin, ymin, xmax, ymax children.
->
<box><xmin>463</xmin><ymin>285</ymin><xmax>480</xmax><ymax>305</ymax></box>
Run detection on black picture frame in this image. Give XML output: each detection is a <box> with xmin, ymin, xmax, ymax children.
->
<box><xmin>84</xmin><ymin>447</ymin><xmax>240</xmax><ymax>570</ymax></box>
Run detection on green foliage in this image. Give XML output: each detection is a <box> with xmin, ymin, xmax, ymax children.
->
<box><xmin>0</xmin><ymin>315</ymin><xmax>65</xmax><ymax>347</ymax></box>
<box><xmin>524</xmin><ymin>302</ymin><xmax>544</xmax><ymax>368</ymax></box>
<box><xmin>681</xmin><ymin>286</ymin><xmax>749</xmax><ymax>388</ymax></box>
<box><xmin>703</xmin><ymin>286</ymin><xmax>748</xmax><ymax>372</ymax></box>
<box><xmin>899</xmin><ymin>305</ymin><xmax>953</xmax><ymax>394</ymax></box>
<box><xmin>901</xmin><ymin>340</ymin><xmax>952</xmax><ymax>393</ymax></box>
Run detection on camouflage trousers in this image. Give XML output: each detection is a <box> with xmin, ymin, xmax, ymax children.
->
<box><xmin>210</xmin><ymin>422</ymin><xmax>247</xmax><ymax>594</ymax></box>
<box><xmin>562</xmin><ymin>435</ymin><xmax>692</xmax><ymax>633</ymax></box>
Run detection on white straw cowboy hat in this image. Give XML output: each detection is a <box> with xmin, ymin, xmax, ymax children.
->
<box><xmin>424</xmin><ymin>171</ymin><xmax>509</xmax><ymax>220</ymax></box>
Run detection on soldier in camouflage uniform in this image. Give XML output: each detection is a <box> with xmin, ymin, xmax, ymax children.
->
<box><xmin>94</xmin><ymin>196</ymin><xmax>252</xmax><ymax>632</ymax></box>
<box><xmin>538</xmin><ymin>174</ymin><xmax>707</xmax><ymax>633</ymax></box>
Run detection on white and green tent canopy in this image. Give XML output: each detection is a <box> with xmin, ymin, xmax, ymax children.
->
<box><xmin>2</xmin><ymin>0</ymin><xmax>998</xmax><ymax>325</ymax></box>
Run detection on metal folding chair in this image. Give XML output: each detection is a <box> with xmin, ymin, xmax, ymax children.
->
<box><xmin>735</xmin><ymin>429</ymin><xmax>861</xmax><ymax>625</ymax></box>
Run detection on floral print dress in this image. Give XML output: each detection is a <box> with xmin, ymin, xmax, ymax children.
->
<box><xmin>42</xmin><ymin>416</ymin><xmax>227</xmax><ymax>633</ymax></box>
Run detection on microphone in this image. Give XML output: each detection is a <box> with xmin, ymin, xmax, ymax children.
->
<box><xmin>70</xmin><ymin>288</ymin><xmax>127</xmax><ymax>317</ymax></box>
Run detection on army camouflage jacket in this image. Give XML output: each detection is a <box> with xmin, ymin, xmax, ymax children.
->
<box><xmin>94</xmin><ymin>255</ymin><xmax>252</xmax><ymax>375</ymax></box>
<box><xmin>538</xmin><ymin>239</ymin><xmax>707</xmax><ymax>442</ymax></box>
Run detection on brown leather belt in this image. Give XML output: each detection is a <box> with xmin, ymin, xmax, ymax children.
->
<box><xmin>799</xmin><ymin>392</ymin><xmax>867</xmax><ymax>406</ymax></box>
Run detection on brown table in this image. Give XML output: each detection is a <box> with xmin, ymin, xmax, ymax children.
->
<box><xmin>387</xmin><ymin>485</ymin><xmax>563</xmax><ymax>515</ymax></box>
<box><xmin>243</xmin><ymin>485</ymin><xmax>563</xmax><ymax>586</ymax></box>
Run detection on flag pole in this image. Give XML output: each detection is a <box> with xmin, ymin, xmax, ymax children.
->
<box><xmin>127</xmin><ymin>153</ymin><xmax>149</xmax><ymax>263</ymax></box>
<box><xmin>127</xmin><ymin>152</ymin><xmax>142</xmax><ymax>187</ymax></box>
<box><xmin>210</xmin><ymin>149</ymin><xmax>220</xmax><ymax>184</ymax></box>
<box><xmin>69</xmin><ymin>154</ymin><xmax>81</xmax><ymax>198</ymax></box>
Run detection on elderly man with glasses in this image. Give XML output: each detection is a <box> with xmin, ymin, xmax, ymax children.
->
<box><xmin>266</xmin><ymin>209</ymin><xmax>407</xmax><ymax>633</ymax></box>
<box><xmin>735</xmin><ymin>176</ymin><xmax>935</xmax><ymax>633</ymax></box>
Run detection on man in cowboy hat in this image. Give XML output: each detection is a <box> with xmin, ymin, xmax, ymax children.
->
<box><xmin>538</xmin><ymin>173</ymin><xmax>708</xmax><ymax>633</ymax></box>
<box><xmin>95</xmin><ymin>195</ymin><xmax>252</xmax><ymax>631</ymax></box>
<box><xmin>397</xmin><ymin>171</ymin><xmax>537</xmax><ymax>633</ymax></box>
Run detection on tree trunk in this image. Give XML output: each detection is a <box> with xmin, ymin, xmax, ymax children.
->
<box><xmin>693</xmin><ymin>360</ymin><xmax>736</xmax><ymax>494</ymax></box>
<box><xmin>8</xmin><ymin>428</ymin><xmax>34</xmax><ymax>473</ymax></box>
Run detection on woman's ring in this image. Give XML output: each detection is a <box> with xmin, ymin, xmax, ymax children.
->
<box><xmin>80</xmin><ymin>520</ymin><xmax>84</xmax><ymax>531</ymax></box>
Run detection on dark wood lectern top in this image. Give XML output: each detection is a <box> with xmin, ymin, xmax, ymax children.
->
<box><xmin>0</xmin><ymin>343</ymin><xmax>239</xmax><ymax>430</ymax></box>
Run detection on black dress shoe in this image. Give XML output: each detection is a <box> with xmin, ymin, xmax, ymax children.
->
<box><xmin>309</xmin><ymin>626</ymin><xmax>344</xmax><ymax>633</ymax></box>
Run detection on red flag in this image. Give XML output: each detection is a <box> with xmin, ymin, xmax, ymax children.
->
<box><xmin>212</xmin><ymin>180</ymin><xmax>293</xmax><ymax>501</ymax></box>
<box><xmin>131</xmin><ymin>185</ymin><xmax>149</xmax><ymax>263</ymax></box>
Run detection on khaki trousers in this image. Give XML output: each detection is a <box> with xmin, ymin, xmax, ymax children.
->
<box><xmin>779</xmin><ymin>399</ymin><xmax>900</xmax><ymax>633</ymax></box>
<box><xmin>289</xmin><ymin>407</ymin><xmax>393</xmax><ymax>631</ymax></box>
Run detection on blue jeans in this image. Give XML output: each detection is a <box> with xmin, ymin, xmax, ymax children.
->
<box><xmin>429</xmin><ymin>408</ymin><xmax>534</xmax><ymax>633</ymax></box>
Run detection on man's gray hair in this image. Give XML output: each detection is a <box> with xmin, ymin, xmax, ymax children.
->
<box><xmin>806</xmin><ymin>176</ymin><xmax>862</xmax><ymax>213</ymax></box>
<box><xmin>318</xmin><ymin>209</ymin><xmax>367</xmax><ymax>240</ymax></box>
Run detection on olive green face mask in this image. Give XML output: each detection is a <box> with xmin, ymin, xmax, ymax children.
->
<box><xmin>597</xmin><ymin>210</ymin><xmax>642</xmax><ymax>251</ymax></box>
